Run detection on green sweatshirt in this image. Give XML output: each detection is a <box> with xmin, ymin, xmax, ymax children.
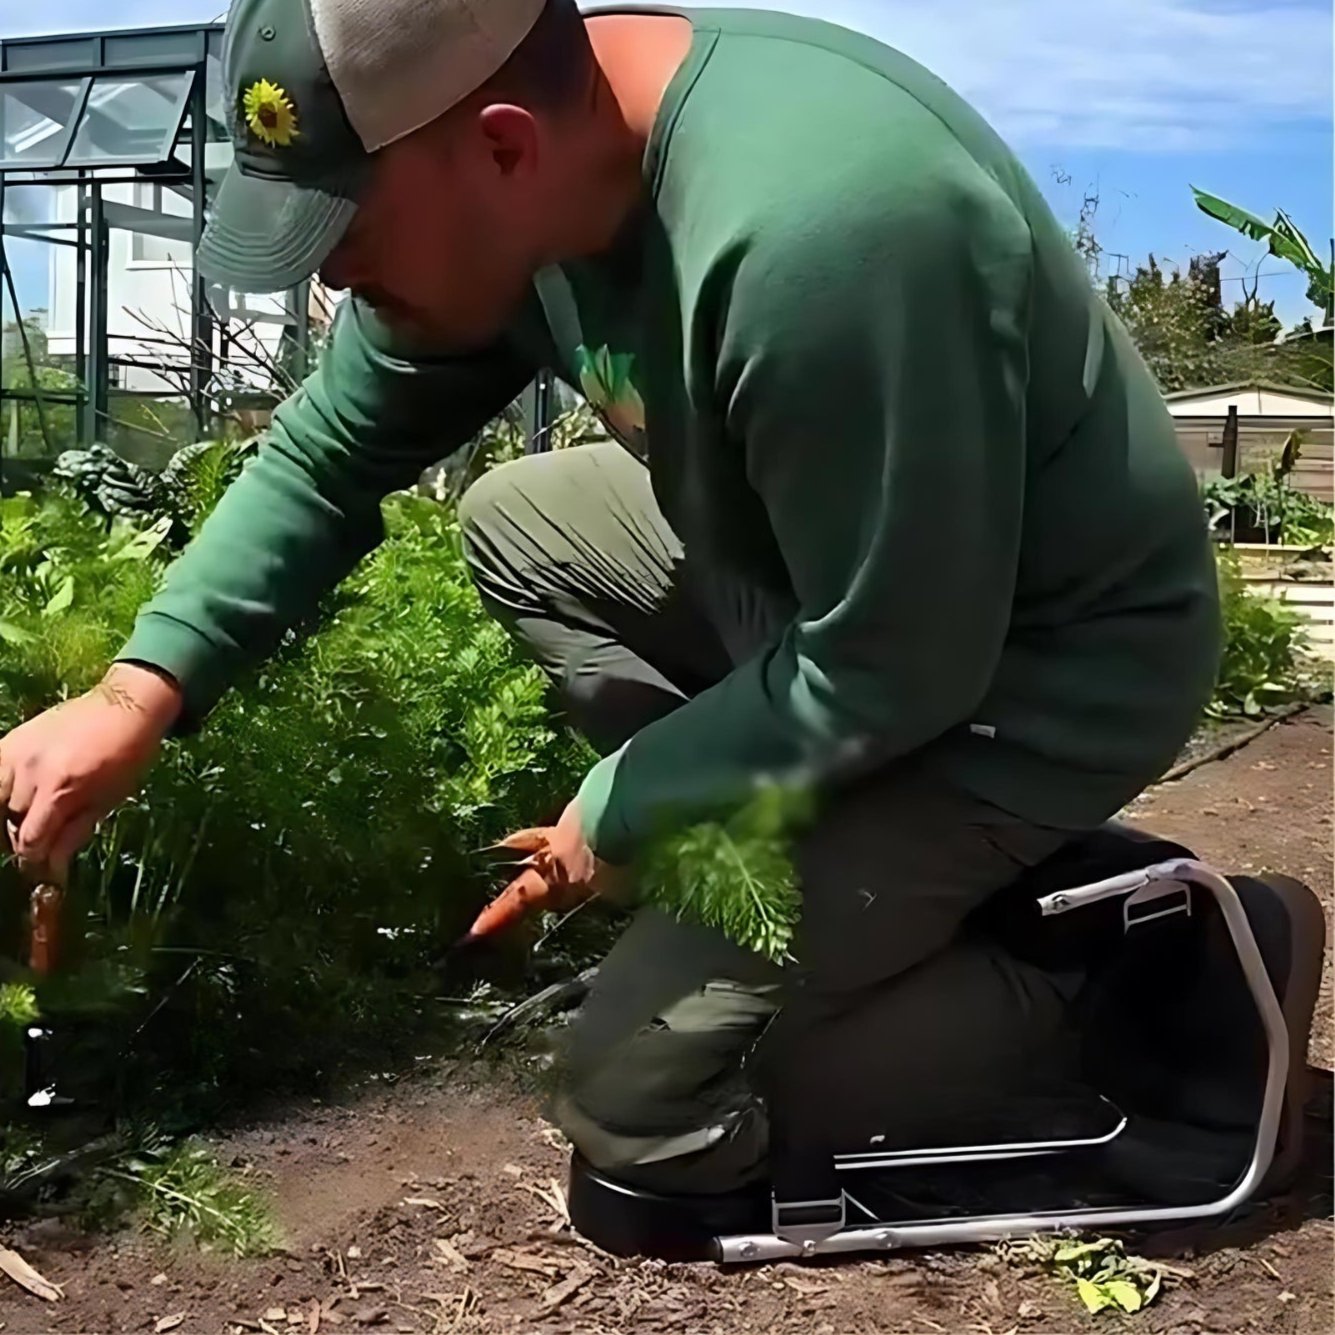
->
<box><xmin>119</xmin><ymin>7</ymin><xmax>1221</xmax><ymax>863</ymax></box>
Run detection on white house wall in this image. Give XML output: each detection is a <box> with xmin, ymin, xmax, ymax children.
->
<box><xmin>1165</xmin><ymin>386</ymin><xmax>1335</xmax><ymax>419</ymax></box>
<box><xmin>46</xmin><ymin>181</ymin><xmax>289</xmax><ymax>397</ymax></box>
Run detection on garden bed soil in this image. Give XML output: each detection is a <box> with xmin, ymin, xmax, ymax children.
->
<box><xmin>0</xmin><ymin>708</ymin><xmax>1331</xmax><ymax>1335</ymax></box>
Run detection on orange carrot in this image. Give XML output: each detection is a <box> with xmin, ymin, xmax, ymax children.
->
<box><xmin>464</xmin><ymin>865</ymin><xmax>556</xmax><ymax>943</ymax></box>
<box><xmin>29</xmin><ymin>882</ymin><xmax>63</xmax><ymax>977</ymax></box>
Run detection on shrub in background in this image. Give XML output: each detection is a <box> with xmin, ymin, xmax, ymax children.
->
<box><xmin>1211</xmin><ymin>547</ymin><xmax>1316</xmax><ymax>718</ymax></box>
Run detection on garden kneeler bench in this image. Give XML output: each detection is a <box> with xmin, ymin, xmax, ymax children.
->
<box><xmin>566</xmin><ymin>821</ymin><xmax>1325</xmax><ymax>1262</ymax></box>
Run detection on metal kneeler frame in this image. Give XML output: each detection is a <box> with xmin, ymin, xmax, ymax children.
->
<box><xmin>715</xmin><ymin>858</ymin><xmax>1288</xmax><ymax>1263</ymax></box>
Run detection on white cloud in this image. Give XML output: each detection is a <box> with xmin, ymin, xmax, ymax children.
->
<box><xmin>13</xmin><ymin>0</ymin><xmax>1332</xmax><ymax>150</ymax></box>
<box><xmin>682</xmin><ymin>0</ymin><xmax>1332</xmax><ymax>150</ymax></box>
<box><xmin>3</xmin><ymin>1</ymin><xmax>221</xmax><ymax>39</ymax></box>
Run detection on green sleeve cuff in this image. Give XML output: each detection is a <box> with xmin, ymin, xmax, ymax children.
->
<box><xmin>116</xmin><ymin>612</ymin><xmax>234</xmax><ymax>735</ymax></box>
<box><xmin>576</xmin><ymin>748</ymin><xmax>637</xmax><ymax>865</ymax></box>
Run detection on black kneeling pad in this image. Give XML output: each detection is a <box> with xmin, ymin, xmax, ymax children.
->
<box><xmin>1078</xmin><ymin>878</ymin><xmax>1280</xmax><ymax>1129</ymax></box>
<box><xmin>568</xmin><ymin>1153</ymin><xmax>767</xmax><ymax>1262</ymax></box>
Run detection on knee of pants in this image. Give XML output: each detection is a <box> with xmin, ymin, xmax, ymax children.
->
<box><xmin>559</xmin><ymin>981</ymin><xmax>777</xmax><ymax>1141</ymax></box>
<box><xmin>456</xmin><ymin>456</ymin><xmax>524</xmax><ymax>581</ymax></box>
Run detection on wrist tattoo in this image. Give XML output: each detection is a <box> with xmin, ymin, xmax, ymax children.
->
<box><xmin>93</xmin><ymin>677</ymin><xmax>147</xmax><ymax>714</ymax></box>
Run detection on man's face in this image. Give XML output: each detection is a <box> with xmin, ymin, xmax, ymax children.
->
<box><xmin>319</xmin><ymin>105</ymin><xmax>544</xmax><ymax>347</ymax></box>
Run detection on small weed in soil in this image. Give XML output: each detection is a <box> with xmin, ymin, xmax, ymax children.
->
<box><xmin>998</xmin><ymin>1232</ymin><xmax>1193</xmax><ymax>1316</ymax></box>
<box><xmin>88</xmin><ymin>1138</ymin><xmax>277</xmax><ymax>1257</ymax></box>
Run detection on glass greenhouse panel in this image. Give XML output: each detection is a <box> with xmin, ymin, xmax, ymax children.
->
<box><xmin>64</xmin><ymin>72</ymin><xmax>191</xmax><ymax>167</ymax></box>
<box><xmin>0</xmin><ymin>80</ymin><xmax>84</xmax><ymax>169</ymax></box>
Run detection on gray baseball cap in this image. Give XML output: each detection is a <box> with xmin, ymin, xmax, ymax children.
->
<box><xmin>199</xmin><ymin>0</ymin><xmax>546</xmax><ymax>293</ymax></box>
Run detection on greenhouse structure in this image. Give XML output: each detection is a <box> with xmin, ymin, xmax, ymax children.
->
<box><xmin>0</xmin><ymin>21</ymin><xmax>555</xmax><ymax>485</ymax></box>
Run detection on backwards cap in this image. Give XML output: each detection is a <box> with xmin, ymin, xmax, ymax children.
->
<box><xmin>199</xmin><ymin>0</ymin><xmax>545</xmax><ymax>293</ymax></box>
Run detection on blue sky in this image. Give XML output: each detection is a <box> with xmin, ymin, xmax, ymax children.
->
<box><xmin>4</xmin><ymin>0</ymin><xmax>1332</xmax><ymax>325</ymax></box>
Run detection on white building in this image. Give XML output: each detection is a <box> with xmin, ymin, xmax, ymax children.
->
<box><xmin>1165</xmin><ymin>381</ymin><xmax>1334</xmax><ymax>500</ymax></box>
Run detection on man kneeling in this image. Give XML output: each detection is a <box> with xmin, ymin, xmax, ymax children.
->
<box><xmin>4</xmin><ymin>0</ymin><xmax>1299</xmax><ymax>1207</ymax></box>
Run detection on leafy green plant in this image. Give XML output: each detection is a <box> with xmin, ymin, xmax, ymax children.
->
<box><xmin>0</xmin><ymin>486</ymin><xmax>589</xmax><ymax>1122</ymax></box>
<box><xmin>98</xmin><ymin>1139</ymin><xmax>277</xmax><ymax>1256</ymax></box>
<box><xmin>1212</xmin><ymin>548</ymin><xmax>1311</xmax><ymax>717</ymax></box>
<box><xmin>1204</xmin><ymin>474</ymin><xmax>1334</xmax><ymax>547</ymax></box>
<box><xmin>998</xmin><ymin>1232</ymin><xmax>1191</xmax><ymax>1316</ymax></box>
<box><xmin>1192</xmin><ymin>189</ymin><xmax>1333</xmax><ymax>323</ymax></box>
<box><xmin>0</xmin><ymin>983</ymin><xmax>38</xmax><ymax>1027</ymax></box>
<box><xmin>48</xmin><ymin>438</ymin><xmax>258</xmax><ymax>546</ymax></box>
<box><xmin>0</xmin><ymin>493</ymin><xmax>164</xmax><ymax>714</ymax></box>
<box><xmin>639</xmin><ymin>786</ymin><xmax>811</xmax><ymax>962</ymax></box>
<box><xmin>159</xmin><ymin>439</ymin><xmax>256</xmax><ymax>535</ymax></box>
<box><xmin>1202</xmin><ymin>434</ymin><xmax>1335</xmax><ymax>548</ymax></box>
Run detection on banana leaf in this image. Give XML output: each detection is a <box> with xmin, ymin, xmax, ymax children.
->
<box><xmin>1192</xmin><ymin>188</ymin><xmax>1333</xmax><ymax>314</ymax></box>
<box><xmin>1193</xmin><ymin>188</ymin><xmax>1309</xmax><ymax>267</ymax></box>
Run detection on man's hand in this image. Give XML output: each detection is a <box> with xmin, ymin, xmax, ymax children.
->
<box><xmin>465</xmin><ymin>798</ymin><xmax>622</xmax><ymax>943</ymax></box>
<box><xmin>0</xmin><ymin>663</ymin><xmax>181</xmax><ymax>881</ymax></box>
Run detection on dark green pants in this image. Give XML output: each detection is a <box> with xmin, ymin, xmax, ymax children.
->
<box><xmin>460</xmin><ymin>443</ymin><xmax>1098</xmax><ymax>1193</ymax></box>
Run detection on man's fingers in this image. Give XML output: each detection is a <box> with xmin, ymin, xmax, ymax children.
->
<box><xmin>3</xmin><ymin>758</ymin><xmax>37</xmax><ymax>862</ymax></box>
<box><xmin>44</xmin><ymin>808</ymin><xmax>99</xmax><ymax>886</ymax></box>
<box><xmin>9</xmin><ymin>783</ymin><xmax>73</xmax><ymax>870</ymax></box>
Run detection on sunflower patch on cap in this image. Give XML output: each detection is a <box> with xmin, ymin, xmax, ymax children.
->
<box><xmin>242</xmin><ymin>78</ymin><xmax>300</xmax><ymax>148</ymax></box>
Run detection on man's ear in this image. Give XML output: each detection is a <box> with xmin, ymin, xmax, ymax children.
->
<box><xmin>476</xmin><ymin>103</ymin><xmax>540</xmax><ymax>178</ymax></box>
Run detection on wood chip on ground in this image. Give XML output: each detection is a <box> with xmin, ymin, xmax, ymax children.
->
<box><xmin>0</xmin><ymin>1246</ymin><xmax>62</xmax><ymax>1302</ymax></box>
<box><xmin>537</xmin><ymin>1264</ymin><xmax>594</xmax><ymax>1314</ymax></box>
<box><xmin>523</xmin><ymin>1178</ymin><xmax>571</xmax><ymax>1228</ymax></box>
<box><xmin>490</xmin><ymin>1248</ymin><xmax>562</xmax><ymax>1278</ymax></box>
<box><xmin>433</xmin><ymin>1237</ymin><xmax>470</xmax><ymax>1270</ymax></box>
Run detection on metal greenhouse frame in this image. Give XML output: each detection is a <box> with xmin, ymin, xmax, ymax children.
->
<box><xmin>0</xmin><ymin>19</ymin><xmax>556</xmax><ymax>488</ymax></box>
<box><xmin>0</xmin><ymin>22</ymin><xmax>315</xmax><ymax>471</ymax></box>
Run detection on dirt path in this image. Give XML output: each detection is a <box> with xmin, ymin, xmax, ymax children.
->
<box><xmin>1</xmin><ymin>709</ymin><xmax>1331</xmax><ymax>1335</ymax></box>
